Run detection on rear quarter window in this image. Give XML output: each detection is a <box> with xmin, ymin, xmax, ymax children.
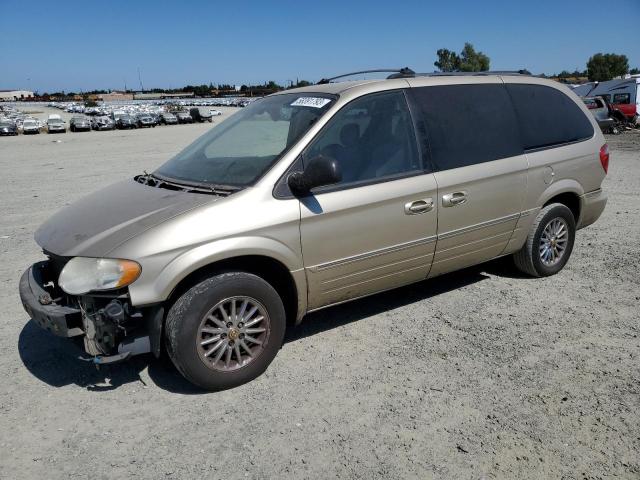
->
<box><xmin>411</xmin><ymin>84</ymin><xmax>523</xmax><ymax>171</ymax></box>
<box><xmin>506</xmin><ymin>84</ymin><xmax>594</xmax><ymax>151</ymax></box>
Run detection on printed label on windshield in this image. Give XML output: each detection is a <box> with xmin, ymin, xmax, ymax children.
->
<box><xmin>291</xmin><ymin>97</ymin><xmax>332</xmax><ymax>108</ymax></box>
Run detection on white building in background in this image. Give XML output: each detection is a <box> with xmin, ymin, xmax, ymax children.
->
<box><xmin>0</xmin><ymin>90</ymin><xmax>35</xmax><ymax>101</ymax></box>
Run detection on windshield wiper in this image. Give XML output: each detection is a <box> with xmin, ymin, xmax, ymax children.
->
<box><xmin>136</xmin><ymin>171</ymin><xmax>241</xmax><ymax>197</ymax></box>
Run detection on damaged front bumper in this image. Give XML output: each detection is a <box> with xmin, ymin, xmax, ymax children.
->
<box><xmin>19</xmin><ymin>261</ymin><xmax>84</xmax><ymax>337</ymax></box>
<box><xmin>19</xmin><ymin>259</ymin><xmax>164</xmax><ymax>364</ymax></box>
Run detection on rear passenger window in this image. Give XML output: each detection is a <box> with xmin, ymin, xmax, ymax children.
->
<box><xmin>507</xmin><ymin>84</ymin><xmax>594</xmax><ymax>151</ymax></box>
<box><xmin>613</xmin><ymin>93</ymin><xmax>631</xmax><ymax>104</ymax></box>
<box><xmin>411</xmin><ymin>84</ymin><xmax>523</xmax><ymax>171</ymax></box>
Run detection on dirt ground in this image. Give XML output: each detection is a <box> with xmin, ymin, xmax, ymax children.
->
<box><xmin>0</xmin><ymin>116</ymin><xmax>638</xmax><ymax>479</ymax></box>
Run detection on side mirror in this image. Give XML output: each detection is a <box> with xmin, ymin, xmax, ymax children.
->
<box><xmin>288</xmin><ymin>155</ymin><xmax>342</xmax><ymax>196</ymax></box>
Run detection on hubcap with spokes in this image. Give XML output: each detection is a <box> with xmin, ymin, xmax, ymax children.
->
<box><xmin>196</xmin><ymin>296</ymin><xmax>270</xmax><ymax>372</ymax></box>
<box><xmin>539</xmin><ymin>217</ymin><xmax>569</xmax><ymax>266</ymax></box>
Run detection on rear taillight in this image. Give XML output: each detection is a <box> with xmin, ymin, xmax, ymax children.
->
<box><xmin>599</xmin><ymin>144</ymin><xmax>609</xmax><ymax>174</ymax></box>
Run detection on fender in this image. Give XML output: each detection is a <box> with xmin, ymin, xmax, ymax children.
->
<box><xmin>128</xmin><ymin>236</ymin><xmax>307</xmax><ymax>313</ymax></box>
<box><xmin>535</xmin><ymin>178</ymin><xmax>584</xmax><ymax>208</ymax></box>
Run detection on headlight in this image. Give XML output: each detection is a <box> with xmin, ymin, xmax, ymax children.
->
<box><xmin>58</xmin><ymin>257</ymin><xmax>141</xmax><ymax>295</ymax></box>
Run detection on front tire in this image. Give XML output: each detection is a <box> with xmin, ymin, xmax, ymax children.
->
<box><xmin>165</xmin><ymin>272</ymin><xmax>286</xmax><ymax>391</ymax></box>
<box><xmin>513</xmin><ymin>203</ymin><xmax>576</xmax><ymax>277</ymax></box>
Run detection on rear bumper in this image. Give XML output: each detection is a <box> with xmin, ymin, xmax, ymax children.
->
<box><xmin>578</xmin><ymin>188</ymin><xmax>607</xmax><ymax>229</ymax></box>
<box><xmin>19</xmin><ymin>263</ymin><xmax>83</xmax><ymax>337</ymax></box>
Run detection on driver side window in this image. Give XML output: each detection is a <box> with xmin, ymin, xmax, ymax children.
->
<box><xmin>305</xmin><ymin>90</ymin><xmax>421</xmax><ymax>188</ymax></box>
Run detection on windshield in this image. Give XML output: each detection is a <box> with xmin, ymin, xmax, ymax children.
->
<box><xmin>155</xmin><ymin>93</ymin><xmax>336</xmax><ymax>187</ymax></box>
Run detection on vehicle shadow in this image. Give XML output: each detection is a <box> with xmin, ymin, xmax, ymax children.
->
<box><xmin>18</xmin><ymin>257</ymin><xmax>516</xmax><ymax>394</ymax></box>
<box><xmin>17</xmin><ymin>320</ymin><xmax>202</xmax><ymax>394</ymax></box>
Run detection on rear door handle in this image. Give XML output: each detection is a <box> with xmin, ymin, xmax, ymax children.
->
<box><xmin>442</xmin><ymin>191</ymin><xmax>467</xmax><ymax>207</ymax></box>
<box><xmin>404</xmin><ymin>198</ymin><xmax>434</xmax><ymax>215</ymax></box>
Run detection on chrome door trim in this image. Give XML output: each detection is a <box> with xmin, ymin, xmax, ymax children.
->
<box><xmin>310</xmin><ymin>235</ymin><xmax>437</xmax><ymax>272</ymax></box>
<box><xmin>437</xmin><ymin>212</ymin><xmax>521</xmax><ymax>240</ymax></box>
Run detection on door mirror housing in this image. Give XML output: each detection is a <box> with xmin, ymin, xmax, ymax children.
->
<box><xmin>288</xmin><ymin>155</ymin><xmax>342</xmax><ymax>196</ymax></box>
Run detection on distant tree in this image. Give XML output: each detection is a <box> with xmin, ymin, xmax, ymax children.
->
<box><xmin>265</xmin><ymin>80</ymin><xmax>282</xmax><ymax>90</ymax></box>
<box><xmin>434</xmin><ymin>48</ymin><xmax>461</xmax><ymax>72</ymax></box>
<box><xmin>630</xmin><ymin>67</ymin><xmax>640</xmax><ymax>75</ymax></box>
<box><xmin>587</xmin><ymin>53</ymin><xmax>629</xmax><ymax>81</ymax></box>
<box><xmin>459</xmin><ymin>43</ymin><xmax>490</xmax><ymax>72</ymax></box>
<box><xmin>518</xmin><ymin>69</ymin><xmax>532</xmax><ymax>75</ymax></box>
<box><xmin>434</xmin><ymin>43</ymin><xmax>489</xmax><ymax>72</ymax></box>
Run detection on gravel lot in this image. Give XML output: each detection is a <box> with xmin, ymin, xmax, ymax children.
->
<box><xmin>0</xmin><ymin>115</ymin><xmax>638</xmax><ymax>479</ymax></box>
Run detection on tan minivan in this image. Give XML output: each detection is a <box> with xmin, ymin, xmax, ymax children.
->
<box><xmin>20</xmin><ymin>70</ymin><xmax>608</xmax><ymax>390</ymax></box>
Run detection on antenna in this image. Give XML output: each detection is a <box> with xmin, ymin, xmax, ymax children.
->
<box><xmin>138</xmin><ymin>67</ymin><xmax>144</xmax><ymax>92</ymax></box>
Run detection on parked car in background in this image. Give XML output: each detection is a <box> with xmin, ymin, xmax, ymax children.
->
<box><xmin>46</xmin><ymin>118</ymin><xmax>66</xmax><ymax>134</ymax></box>
<box><xmin>70</xmin><ymin>116</ymin><xmax>91</xmax><ymax>132</ymax></box>
<box><xmin>136</xmin><ymin>113</ymin><xmax>156</xmax><ymax>128</ymax></box>
<box><xmin>22</xmin><ymin>119</ymin><xmax>40</xmax><ymax>134</ymax></box>
<box><xmin>116</xmin><ymin>115</ymin><xmax>137</xmax><ymax>129</ymax></box>
<box><xmin>573</xmin><ymin>77</ymin><xmax>639</xmax><ymax>123</ymax></box>
<box><xmin>91</xmin><ymin>116</ymin><xmax>115</xmax><ymax>131</ymax></box>
<box><xmin>160</xmin><ymin>112</ymin><xmax>178</xmax><ymax>125</ymax></box>
<box><xmin>19</xmin><ymin>72</ymin><xmax>608</xmax><ymax>391</ymax></box>
<box><xmin>582</xmin><ymin>96</ymin><xmax>615</xmax><ymax>133</ymax></box>
<box><xmin>190</xmin><ymin>107</ymin><xmax>213</xmax><ymax>123</ymax></box>
<box><xmin>175</xmin><ymin>111</ymin><xmax>193</xmax><ymax>123</ymax></box>
<box><xmin>209</xmin><ymin>109</ymin><xmax>222</xmax><ymax>116</ymax></box>
<box><xmin>0</xmin><ymin>120</ymin><xmax>18</xmax><ymax>136</ymax></box>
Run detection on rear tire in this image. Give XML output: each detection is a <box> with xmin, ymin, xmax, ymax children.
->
<box><xmin>165</xmin><ymin>272</ymin><xmax>286</xmax><ymax>391</ymax></box>
<box><xmin>513</xmin><ymin>203</ymin><xmax>576</xmax><ymax>277</ymax></box>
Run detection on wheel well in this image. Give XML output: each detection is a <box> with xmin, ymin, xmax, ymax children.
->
<box><xmin>544</xmin><ymin>192</ymin><xmax>580</xmax><ymax>221</ymax></box>
<box><xmin>167</xmin><ymin>255</ymin><xmax>299</xmax><ymax>327</ymax></box>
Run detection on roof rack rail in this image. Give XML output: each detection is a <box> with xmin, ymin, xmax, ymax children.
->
<box><xmin>317</xmin><ymin>68</ymin><xmax>415</xmax><ymax>84</ymax></box>
<box><xmin>416</xmin><ymin>70</ymin><xmax>532</xmax><ymax>77</ymax></box>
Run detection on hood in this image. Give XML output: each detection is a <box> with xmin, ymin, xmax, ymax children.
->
<box><xmin>35</xmin><ymin>179</ymin><xmax>216</xmax><ymax>257</ymax></box>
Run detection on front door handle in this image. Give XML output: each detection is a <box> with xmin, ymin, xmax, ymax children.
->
<box><xmin>442</xmin><ymin>191</ymin><xmax>468</xmax><ymax>207</ymax></box>
<box><xmin>404</xmin><ymin>198</ymin><xmax>434</xmax><ymax>215</ymax></box>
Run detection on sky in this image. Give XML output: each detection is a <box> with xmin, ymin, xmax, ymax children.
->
<box><xmin>1</xmin><ymin>0</ymin><xmax>639</xmax><ymax>93</ymax></box>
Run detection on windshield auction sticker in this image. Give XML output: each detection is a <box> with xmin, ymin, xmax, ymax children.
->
<box><xmin>291</xmin><ymin>97</ymin><xmax>332</xmax><ymax>108</ymax></box>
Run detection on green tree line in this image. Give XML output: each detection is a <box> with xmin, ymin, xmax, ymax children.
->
<box><xmin>433</xmin><ymin>43</ymin><xmax>638</xmax><ymax>81</ymax></box>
